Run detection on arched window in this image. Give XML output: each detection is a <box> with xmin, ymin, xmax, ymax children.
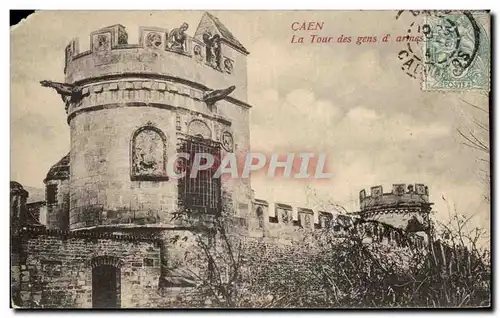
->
<box><xmin>131</xmin><ymin>125</ymin><xmax>168</xmax><ymax>181</ymax></box>
<box><xmin>187</xmin><ymin>119</ymin><xmax>212</xmax><ymax>139</ymax></box>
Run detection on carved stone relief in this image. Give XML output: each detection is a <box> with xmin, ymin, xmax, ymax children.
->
<box><xmin>303</xmin><ymin>213</ymin><xmax>312</xmax><ymax>228</ymax></box>
<box><xmin>145</xmin><ymin>32</ymin><xmax>163</xmax><ymax>49</ymax></box>
<box><xmin>371</xmin><ymin>186</ymin><xmax>383</xmax><ymax>197</ymax></box>
<box><xmin>118</xmin><ymin>28</ymin><xmax>128</xmax><ymax>45</ymax></box>
<box><xmin>319</xmin><ymin>213</ymin><xmax>332</xmax><ymax>228</ymax></box>
<box><xmin>278</xmin><ymin>208</ymin><xmax>292</xmax><ymax>224</ymax></box>
<box><xmin>223</xmin><ymin>58</ymin><xmax>234</xmax><ymax>74</ymax></box>
<box><xmin>131</xmin><ymin>125</ymin><xmax>167</xmax><ymax>181</ymax></box>
<box><xmin>256</xmin><ymin>206</ymin><xmax>264</xmax><ymax>229</ymax></box>
<box><xmin>221</xmin><ymin>131</ymin><xmax>234</xmax><ymax>152</ymax></box>
<box><xmin>193</xmin><ymin>45</ymin><xmax>204</xmax><ymax>62</ymax></box>
<box><xmin>92</xmin><ymin>33</ymin><xmax>112</xmax><ymax>52</ymax></box>
<box><xmin>415</xmin><ymin>184</ymin><xmax>426</xmax><ymax>195</ymax></box>
<box><xmin>393</xmin><ymin>184</ymin><xmax>406</xmax><ymax>195</ymax></box>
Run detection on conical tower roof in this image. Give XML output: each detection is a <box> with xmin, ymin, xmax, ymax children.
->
<box><xmin>45</xmin><ymin>153</ymin><xmax>70</xmax><ymax>182</ymax></box>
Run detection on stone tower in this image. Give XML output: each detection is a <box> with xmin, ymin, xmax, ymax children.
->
<box><xmin>357</xmin><ymin>183</ymin><xmax>433</xmax><ymax>233</ymax></box>
<box><xmin>41</xmin><ymin>13</ymin><xmax>254</xmax><ymax>288</ymax></box>
<box><xmin>42</xmin><ymin>13</ymin><xmax>252</xmax><ymax>233</ymax></box>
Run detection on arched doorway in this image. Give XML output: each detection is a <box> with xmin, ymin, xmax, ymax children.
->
<box><xmin>91</xmin><ymin>256</ymin><xmax>122</xmax><ymax>308</ymax></box>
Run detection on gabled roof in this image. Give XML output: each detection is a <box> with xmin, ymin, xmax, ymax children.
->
<box><xmin>198</xmin><ymin>12</ymin><xmax>249</xmax><ymax>54</ymax></box>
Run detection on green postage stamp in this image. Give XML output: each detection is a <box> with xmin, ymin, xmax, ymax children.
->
<box><xmin>422</xmin><ymin>11</ymin><xmax>490</xmax><ymax>91</ymax></box>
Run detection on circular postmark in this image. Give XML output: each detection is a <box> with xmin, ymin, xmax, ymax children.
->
<box><xmin>423</xmin><ymin>12</ymin><xmax>482</xmax><ymax>88</ymax></box>
<box><xmin>395</xmin><ymin>10</ymin><xmax>483</xmax><ymax>88</ymax></box>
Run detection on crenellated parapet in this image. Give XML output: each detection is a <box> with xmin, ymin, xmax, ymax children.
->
<box><xmin>359</xmin><ymin>183</ymin><xmax>431</xmax><ymax>211</ymax></box>
<box><xmin>355</xmin><ymin>183</ymin><xmax>433</xmax><ymax>233</ymax></box>
<box><xmin>252</xmin><ymin>199</ymin><xmax>354</xmax><ymax>233</ymax></box>
<box><xmin>63</xmin><ymin>14</ymin><xmax>248</xmax><ymax>103</ymax></box>
<box><xmin>251</xmin><ymin>199</ymin><xmax>427</xmax><ymax>250</ymax></box>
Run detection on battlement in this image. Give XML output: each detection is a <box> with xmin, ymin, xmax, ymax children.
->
<box><xmin>253</xmin><ymin>199</ymin><xmax>359</xmax><ymax>232</ymax></box>
<box><xmin>64</xmin><ymin>25</ymin><xmax>240</xmax><ymax>73</ymax></box>
<box><xmin>251</xmin><ymin>198</ymin><xmax>426</xmax><ymax>249</ymax></box>
<box><xmin>63</xmin><ymin>14</ymin><xmax>249</xmax><ymax>102</ymax></box>
<box><xmin>359</xmin><ymin>183</ymin><xmax>432</xmax><ymax>212</ymax></box>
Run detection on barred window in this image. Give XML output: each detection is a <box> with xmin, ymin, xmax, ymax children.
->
<box><xmin>178</xmin><ymin>136</ymin><xmax>221</xmax><ymax>214</ymax></box>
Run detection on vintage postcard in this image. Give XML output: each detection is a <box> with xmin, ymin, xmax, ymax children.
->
<box><xmin>10</xmin><ymin>10</ymin><xmax>491</xmax><ymax>308</ymax></box>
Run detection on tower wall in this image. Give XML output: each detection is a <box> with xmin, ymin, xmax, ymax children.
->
<box><xmin>64</xmin><ymin>23</ymin><xmax>251</xmax><ymax>230</ymax></box>
<box><xmin>69</xmin><ymin>107</ymin><xmax>178</xmax><ymax>229</ymax></box>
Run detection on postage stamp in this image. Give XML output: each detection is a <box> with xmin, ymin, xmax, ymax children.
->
<box><xmin>422</xmin><ymin>11</ymin><xmax>490</xmax><ymax>91</ymax></box>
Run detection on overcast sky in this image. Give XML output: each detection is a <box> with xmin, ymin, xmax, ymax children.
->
<box><xmin>10</xmin><ymin>11</ymin><xmax>490</xmax><ymax>234</ymax></box>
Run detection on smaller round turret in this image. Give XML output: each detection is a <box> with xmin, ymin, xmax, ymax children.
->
<box><xmin>45</xmin><ymin>153</ymin><xmax>70</xmax><ymax>181</ymax></box>
<box><xmin>357</xmin><ymin>183</ymin><xmax>432</xmax><ymax>232</ymax></box>
<box><xmin>44</xmin><ymin>153</ymin><xmax>70</xmax><ymax>230</ymax></box>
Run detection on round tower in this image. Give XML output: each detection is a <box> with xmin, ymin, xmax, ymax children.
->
<box><xmin>358</xmin><ymin>183</ymin><xmax>433</xmax><ymax>232</ymax></box>
<box><xmin>43</xmin><ymin>15</ymin><xmax>252</xmax><ymax>231</ymax></box>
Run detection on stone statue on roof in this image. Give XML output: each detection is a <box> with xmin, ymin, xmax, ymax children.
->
<box><xmin>168</xmin><ymin>22</ymin><xmax>189</xmax><ymax>52</ymax></box>
<box><xmin>202</xmin><ymin>31</ymin><xmax>222</xmax><ymax>70</ymax></box>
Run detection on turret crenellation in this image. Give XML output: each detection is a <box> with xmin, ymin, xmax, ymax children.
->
<box><xmin>359</xmin><ymin>183</ymin><xmax>431</xmax><ymax>211</ymax></box>
<box><xmin>355</xmin><ymin>183</ymin><xmax>433</xmax><ymax>234</ymax></box>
